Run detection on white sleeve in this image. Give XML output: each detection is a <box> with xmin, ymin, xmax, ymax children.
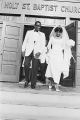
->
<box><xmin>47</xmin><ymin>37</ymin><xmax>52</xmax><ymax>49</ymax></box>
<box><xmin>43</xmin><ymin>33</ymin><xmax>46</xmax><ymax>48</ymax></box>
<box><xmin>66</xmin><ymin>39</ymin><xmax>75</xmax><ymax>47</ymax></box>
<box><xmin>40</xmin><ymin>33</ymin><xmax>46</xmax><ymax>53</ymax></box>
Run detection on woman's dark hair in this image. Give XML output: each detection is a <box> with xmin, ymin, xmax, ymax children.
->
<box><xmin>54</xmin><ymin>27</ymin><xmax>63</xmax><ymax>33</ymax></box>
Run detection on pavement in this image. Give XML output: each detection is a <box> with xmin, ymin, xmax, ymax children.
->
<box><xmin>0</xmin><ymin>81</ymin><xmax>80</xmax><ymax>120</ymax></box>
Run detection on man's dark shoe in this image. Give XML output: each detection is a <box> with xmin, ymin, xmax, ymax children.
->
<box><xmin>31</xmin><ymin>85</ymin><xmax>36</xmax><ymax>89</ymax></box>
<box><xmin>41</xmin><ymin>79</ymin><xmax>46</xmax><ymax>84</ymax></box>
<box><xmin>24</xmin><ymin>81</ymin><xmax>29</xmax><ymax>88</ymax></box>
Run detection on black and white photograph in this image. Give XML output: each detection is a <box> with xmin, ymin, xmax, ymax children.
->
<box><xmin>0</xmin><ymin>0</ymin><xmax>80</xmax><ymax>120</ymax></box>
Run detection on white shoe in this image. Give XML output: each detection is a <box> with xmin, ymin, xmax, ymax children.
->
<box><xmin>56</xmin><ymin>88</ymin><xmax>60</xmax><ymax>92</ymax></box>
<box><xmin>49</xmin><ymin>85</ymin><xmax>52</xmax><ymax>90</ymax></box>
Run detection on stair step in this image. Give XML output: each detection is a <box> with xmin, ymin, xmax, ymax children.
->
<box><xmin>0</xmin><ymin>103</ymin><xmax>80</xmax><ymax>120</ymax></box>
<box><xmin>0</xmin><ymin>91</ymin><xmax>80</xmax><ymax>109</ymax></box>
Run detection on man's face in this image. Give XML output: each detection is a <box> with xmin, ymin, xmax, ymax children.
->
<box><xmin>34</xmin><ymin>22</ymin><xmax>41</xmax><ymax>32</ymax></box>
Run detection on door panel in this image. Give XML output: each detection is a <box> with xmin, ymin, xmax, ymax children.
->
<box><xmin>4</xmin><ymin>38</ymin><xmax>18</xmax><ymax>48</ymax></box>
<box><xmin>0</xmin><ymin>23</ymin><xmax>3</xmax><ymax>74</ymax></box>
<box><xmin>78</xmin><ymin>33</ymin><xmax>80</xmax><ymax>44</ymax></box>
<box><xmin>2</xmin><ymin>64</ymin><xmax>16</xmax><ymax>75</ymax></box>
<box><xmin>5</xmin><ymin>25</ymin><xmax>20</xmax><ymax>36</ymax></box>
<box><xmin>0</xmin><ymin>22</ymin><xmax>23</xmax><ymax>82</ymax></box>
<box><xmin>3</xmin><ymin>51</ymin><xmax>17</xmax><ymax>61</ymax></box>
<box><xmin>0</xmin><ymin>23</ymin><xmax>3</xmax><ymax>51</ymax></box>
<box><xmin>76</xmin><ymin>57</ymin><xmax>80</xmax><ymax>70</ymax></box>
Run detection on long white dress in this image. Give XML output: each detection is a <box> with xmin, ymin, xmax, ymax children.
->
<box><xmin>45</xmin><ymin>36</ymin><xmax>75</xmax><ymax>84</ymax></box>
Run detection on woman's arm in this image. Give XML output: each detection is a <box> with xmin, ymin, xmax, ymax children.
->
<box><xmin>22</xmin><ymin>31</ymin><xmax>29</xmax><ymax>56</ymax></box>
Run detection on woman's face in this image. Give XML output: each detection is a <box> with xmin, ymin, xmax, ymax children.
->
<box><xmin>54</xmin><ymin>27</ymin><xmax>63</xmax><ymax>38</ymax></box>
<box><xmin>55</xmin><ymin>31</ymin><xmax>62</xmax><ymax>37</ymax></box>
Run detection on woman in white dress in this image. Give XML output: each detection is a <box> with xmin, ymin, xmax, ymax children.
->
<box><xmin>45</xmin><ymin>26</ymin><xmax>75</xmax><ymax>91</ymax></box>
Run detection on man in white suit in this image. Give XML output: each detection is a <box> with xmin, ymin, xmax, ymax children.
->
<box><xmin>22</xmin><ymin>21</ymin><xmax>46</xmax><ymax>89</ymax></box>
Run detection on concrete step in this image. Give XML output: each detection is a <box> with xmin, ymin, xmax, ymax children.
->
<box><xmin>0</xmin><ymin>91</ymin><xmax>80</xmax><ymax>109</ymax></box>
<box><xmin>0</xmin><ymin>103</ymin><xmax>80</xmax><ymax>120</ymax></box>
<box><xmin>0</xmin><ymin>91</ymin><xmax>80</xmax><ymax>120</ymax></box>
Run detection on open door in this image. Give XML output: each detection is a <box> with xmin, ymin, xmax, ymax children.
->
<box><xmin>0</xmin><ymin>22</ymin><xmax>3</xmax><ymax>75</ymax></box>
<box><xmin>60</xmin><ymin>22</ymin><xmax>76</xmax><ymax>87</ymax></box>
<box><xmin>0</xmin><ymin>21</ymin><xmax>23</xmax><ymax>82</ymax></box>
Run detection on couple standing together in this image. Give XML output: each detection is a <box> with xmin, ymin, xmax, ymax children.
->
<box><xmin>22</xmin><ymin>21</ymin><xmax>75</xmax><ymax>91</ymax></box>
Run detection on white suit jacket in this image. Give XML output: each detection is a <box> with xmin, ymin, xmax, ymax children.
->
<box><xmin>22</xmin><ymin>30</ymin><xmax>46</xmax><ymax>63</ymax></box>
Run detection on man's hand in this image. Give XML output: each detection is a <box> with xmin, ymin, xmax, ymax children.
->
<box><xmin>34</xmin><ymin>52</ymin><xmax>41</xmax><ymax>59</ymax></box>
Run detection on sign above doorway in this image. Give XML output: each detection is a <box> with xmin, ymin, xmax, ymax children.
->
<box><xmin>0</xmin><ymin>0</ymin><xmax>80</xmax><ymax>18</ymax></box>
